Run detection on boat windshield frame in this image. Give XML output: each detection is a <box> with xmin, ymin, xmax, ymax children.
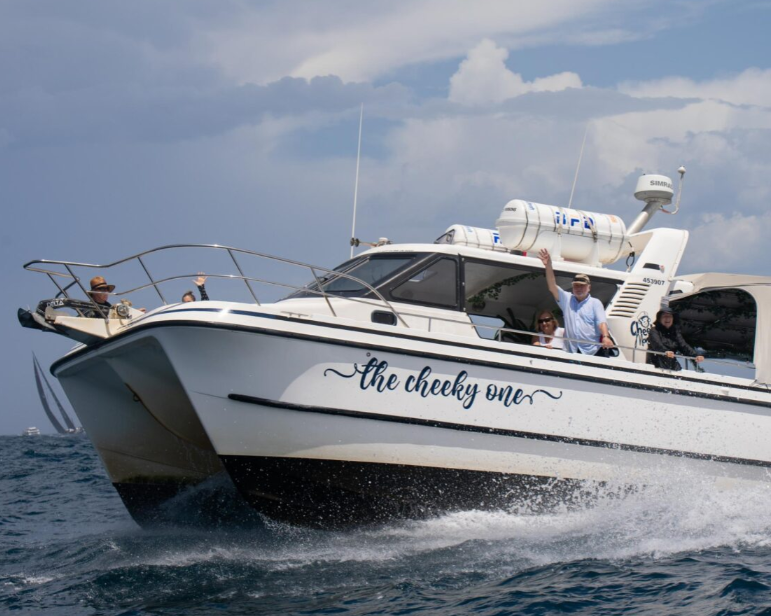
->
<box><xmin>285</xmin><ymin>252</ymin><xmax>434</xmax><ymax>300</ymax></box>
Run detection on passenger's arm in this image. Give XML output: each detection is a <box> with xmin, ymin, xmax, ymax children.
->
<box><xmin>648</xmin><ymin>328</ymin><xmax>674</xmax><ymax>359</ymax></box>
<box><xmin>676</xmin><ymin>330</ymin><xmax>704</xmax><ymax>363</ymax></box>
<box><xmin>538</xmin><ymin>249</ymin><xmax>559</xmax><ymax>302</ymax></box>
<box><xmin>599</xmin><ymin>322</ymin><xmax>614</xmax><ymax>349</ymax></box>
<box><xmin>595</xmin><ymin>302</ymin><xmax>614</xmax><ymax>348</ymax></box>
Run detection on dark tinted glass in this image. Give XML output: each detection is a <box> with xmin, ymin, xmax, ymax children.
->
<box><xmin>390</xmin><ymin>258</ymin><xmax>458</xmax><ymax>308</ymax></box>
<box><xmin>323</xmin><ymin>256</ymin><xmax>416</xmax><ymax>293</ymax></box>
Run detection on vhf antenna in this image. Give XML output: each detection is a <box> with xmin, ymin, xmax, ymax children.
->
<box><xmin>349</xmin><ymin>103</ymin><xmax>364</xmax><ymax>259</ymax></box>
<box><xmin>567</xmin><ymin>123</ymin><xmax>589</xmax><ymax>209</ymax></box>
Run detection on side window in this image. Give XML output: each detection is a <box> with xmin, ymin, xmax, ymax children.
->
<box><xmin>469</xmin><ymin>315</ymin><xmax>506</xmax><ymax>340</ymax></box>
<box><xmin>322</xmin><ymin>256</ymin><xmax>415</xmax><ymax>293</ymax></box>
<box><xmin>390</xmin><ymin>258</ymin><xmax>458</xmax><ymax>308</ymax></box>
<box><xmin>464</xmin><ymin>260</ymin><xmax>544</xmax><ymax>343</ymax></box>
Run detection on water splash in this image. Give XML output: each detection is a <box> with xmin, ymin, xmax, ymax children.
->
<box><xmin>4</xmin><ymin>435</ymin><xmax>771</xmax><ymax>614</ymax></box>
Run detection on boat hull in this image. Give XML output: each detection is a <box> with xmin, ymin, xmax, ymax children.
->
<box><xmin>53</xmin><ymin>335</ymin><xmax>244</xmax><ymax>526</ymax></box>
<box><xmin>220</xmin><ymin>455</ymin><xmax>588</xmax><ymax>528</ymax></box>
<box><xmin>139</xmin><ymin>314</ymin><xmax>771</xmax><ymax>527</ymax></box>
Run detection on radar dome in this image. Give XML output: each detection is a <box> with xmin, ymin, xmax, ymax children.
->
<box><xmin>634</xmin><ymin>174</ymin><xmax>674</xmax><ymax>205</ymax></box>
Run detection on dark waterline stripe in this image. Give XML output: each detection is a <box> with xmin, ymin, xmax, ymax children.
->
<box><xmin>228</xmin><ymin>393</ymin><xmax>771</xmax><ymax>469</ymax></box>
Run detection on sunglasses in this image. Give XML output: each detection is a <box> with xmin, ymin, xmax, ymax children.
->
<box><xmin>538</xmin><ymin>318</ymin><xmax>554</xmax><ymax>324</ymax></box>
<box><xmin>92</xmin><ymin>286</ymin><xmax>109</xmax><ymax>292</ymax></box>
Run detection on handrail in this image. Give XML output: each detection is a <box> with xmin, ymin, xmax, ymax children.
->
<box><xmin>84</xmin><ymin>272</ymin><xmax>410</xmax><ymax>323</ymax></box>
<box><xmin>471</xmin><ymin>322</ymin><xmax>752</xmax><ymax>371</ymax></box>
<box><xmin>23</xmin><ymin>243</ymin><xmax>410</xmax><ymax>328</ymax></box>
<box><xmin>22</xmin><ymin>244</ymin><xmax>753</xmax><ymax>372</ymax></box>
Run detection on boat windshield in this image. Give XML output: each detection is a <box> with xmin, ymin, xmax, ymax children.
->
<box><xmin>287</xmin><ymin>254</ymin><xmax>420</xmax><ymax>299</ymax></box>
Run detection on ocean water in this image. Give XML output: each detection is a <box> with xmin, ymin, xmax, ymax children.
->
<box><xmin>3</xmin><ymin>436</ymin><xmax>771</xmax><ymax>615</ymax></box>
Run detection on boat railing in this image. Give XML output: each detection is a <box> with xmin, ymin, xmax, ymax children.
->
<box><xmin>23</xmin><ymin>244</ymin><xmax>751</xmax><ymax>373</ymax></box>
<box><xmin>23</xmin><ymin>243</ymin><xmax>411</xmax><ymax>327</ymax></box>
<box><xmin>470</xmin><ymin>321</ymin><xmax>752</xmax><ymax>372</ymax></box>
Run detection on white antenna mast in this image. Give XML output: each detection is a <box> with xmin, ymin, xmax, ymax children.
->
<box><xmin>350</xmin><ymin>103</ymin><xmax>364</xmax><ymax>258</ymax></box>
<box><xmin>567</xmin><ymin>123</ymin><xmax>589</xmax><ymax>209</ymax></box>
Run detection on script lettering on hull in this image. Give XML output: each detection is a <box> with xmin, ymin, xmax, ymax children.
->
<box><xmin>324</xmin><ymin>357</ymin><xmax>563</xmax><ymax>410</ymax></box>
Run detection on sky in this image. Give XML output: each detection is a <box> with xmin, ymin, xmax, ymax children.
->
<box><xmin>2</xmin><ymin>0</ymin><xmax>770</xmax><ymax>433</ymax></box>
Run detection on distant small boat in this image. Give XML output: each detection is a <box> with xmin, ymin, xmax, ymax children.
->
<box><xmin>22</xmin><ymin>427</ymin><xmax>41</xmax><ymax>436</ymax></box>
<box><xmin>32</xmin><ymin>353</ymin><xmax>80</xmax><ymax>434</ymax></box>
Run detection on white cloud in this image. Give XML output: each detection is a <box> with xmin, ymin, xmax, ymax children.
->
<box><xmin>202</xmin><ymin>0</ymin><xmax>658</xmax><ymax>84</ymax></box>
<box><xmin>448</xmin><ymin>39</ymin><xmax>582</xmax><ymax>105</ymax></box>
<box><xmin>683</xmin><ymin>211</ymin><xmax>771</xmax><ymax>273</ymax></box>
<box><xmin>588</xmin><ymin>99</ymin><xmax>771</xmax><ymax>201</ymax></box>
<box><xmin>618</xmin><ymin>68</ymin><xmax>771</xmax><ymax>108</ymax></box>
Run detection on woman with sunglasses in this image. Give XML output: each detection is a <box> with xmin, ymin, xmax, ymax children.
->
<box><xmin>532</xmin><ymin>310</ymin><xmax>565</xmax><ymax>350</ymax></box>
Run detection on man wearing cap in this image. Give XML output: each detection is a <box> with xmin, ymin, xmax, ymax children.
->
<box><xmin>84</xmin><ymin>276</ymin><xmax>115</xmax><ymax>318</ymax></box>
<box><xmin>538</xmin><ymin>248</ymin><xmax>614</xmax><ymax>355</ymax></box>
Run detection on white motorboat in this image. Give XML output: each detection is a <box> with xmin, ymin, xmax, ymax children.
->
<box><xmin>18</xmin><ymin>169</ymin><xmax>771</xmax><ymax>528</ymax></box>
<box><xmin>22</xmin><ymin>427</ymin><xmax>41</xmax><ymax>436</ymax></box>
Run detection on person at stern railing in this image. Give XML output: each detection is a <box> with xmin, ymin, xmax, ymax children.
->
<box><xmin>646</xmin><ymin>307</ymin><xmax>704</xmax><ymax>371</ymax></box>
<box><xmin>538</xmin><ymin>249</ymin><xmax>615</xmax><ymax>356</ymax></box>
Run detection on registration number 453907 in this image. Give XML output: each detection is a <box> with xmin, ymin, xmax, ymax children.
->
<box><xmin>642</xmin><ymin>277</ymin><xmax>666</xmax><ymax>286</ymax></box>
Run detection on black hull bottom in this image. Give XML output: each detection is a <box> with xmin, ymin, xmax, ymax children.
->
<box><xmin>220</xmin><ymin>456</ymin><xmax>599</xmax><ymax>529</ymax></box>
<box><xmin>113</xmin><ymin>474</ymin><xmax>263</xmax><ymax>528</ymax></box>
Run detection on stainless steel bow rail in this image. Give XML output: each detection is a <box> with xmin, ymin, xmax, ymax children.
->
<box><xmin>23</xmin><ymin>243</ymin><xmax>741</xmax><ymax>371</ymax></box>
<box><xmin>23</xmin><ymin>243</ymin><xmax>410</xmax><ymax>327</ymax></box>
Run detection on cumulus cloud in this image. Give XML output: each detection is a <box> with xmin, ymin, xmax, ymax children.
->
<box><xmin>683</xmin><ymin>211</ymin><xmax>771</xmax><ymax>274</ymax></box>
<box><xmin>618</xmin><ymin>68</ymin><xmax>771</xmax><ymax>108</ymax></box>
<box><xmin>0</xmin><ymin>76</ymin><xmax>409</xmax><ymax>146</ymax></box>
<box><xmin>448</xmin><ymin>39</ymin><xmax>582</xmax><ymax>105</ymax></box>
<box><xmin>203</xmin><ymin>0</ymin><xmax>684</xmax><ymax>84</ymax></box>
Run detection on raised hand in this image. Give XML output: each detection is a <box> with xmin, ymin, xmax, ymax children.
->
<box><xmin>193</xmin><ymin>272</ymin><xmax>207</xmax><ymax>287</ymax></box>
<box><xmin>539</xmin><ymin>248</ymin><xmax>551</xmax><ymax>267</ymax></box>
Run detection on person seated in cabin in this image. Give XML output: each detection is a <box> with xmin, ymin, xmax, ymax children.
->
<box><xmin>538</xmin><ymin>248</ymin><xmax>615</xmax><ymax>356</ymax></box>
<box><xmin>182</xmin><ymin>273</ymin><xmax>210</xmax><ymax>303</ymax></box>
<box><xmin>646</xmin><ymin>307</ymin><xmax>704</xmax><ymax>371</ymax></box>
<box><xmin>531</xmin><ymin>310</ymin><xmax>565</xmax><ymax>350</ymax></box>
<box><xmin>83</xmin><ymin>276</ymin><xmax>114</xmax><ymax>318</ymax></box>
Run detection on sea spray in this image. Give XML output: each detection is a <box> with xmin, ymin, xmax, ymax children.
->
<box><xmin>4</xmin><ymin>435</ymin><xmax>771</xmax><ymax>614</ymax></box>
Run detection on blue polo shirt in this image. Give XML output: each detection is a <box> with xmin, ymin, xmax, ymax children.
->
<box><xmin>557</xmin><ymin>287</ymin><xmax>608</xmax><ymax>355</ymax></box>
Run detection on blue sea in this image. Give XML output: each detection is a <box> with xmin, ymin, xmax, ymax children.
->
<box><xmin>3</xmin><ymin>435</ymin><xmax>771</xmax><ymax>615</ymax></box>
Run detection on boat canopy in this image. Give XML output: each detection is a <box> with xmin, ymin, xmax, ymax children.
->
<box><xmin>669</xmin><ymin>273</ymin><xmax>771</xmax><ymax>384</ymax></box>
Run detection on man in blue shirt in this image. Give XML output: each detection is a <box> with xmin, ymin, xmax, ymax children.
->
<box><xmin>538</xmin><ymin>248</ymin><xmax>614</xmax><ymax>355</ymax></box>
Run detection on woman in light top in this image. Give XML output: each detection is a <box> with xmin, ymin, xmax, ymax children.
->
<box><xmin>532</xmin><ymin>310</ymin><xmax>565</xmax><ymax>350</ymax></box>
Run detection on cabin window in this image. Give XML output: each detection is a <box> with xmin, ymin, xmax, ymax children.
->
<box><xmin>288</xmin><ymin>255</ymin><xmax>419</xmax><ymax>299</ymax></box>
<box><xmin>389</xmin><ymin>257</ymin><xmax>459</xmax><ymax>309</ymax></box>
<box><xmin>463</xmin><ymin>258</ymin><xmax>619</xmax><ymax>343</ymax></box>
<box><xmin>324</xmin><ymin>256</ymin><xmax>416</xmax><ymax>293</ymax></box>
<box><xmin>469</xmin><ymin>315</ymin><xmax>507</xmax><ymax>340</ymax></box>
<box><xmin>672</xmin><ymin>289</ymin><xmax>757</xmax><ymax>364</ymax></box>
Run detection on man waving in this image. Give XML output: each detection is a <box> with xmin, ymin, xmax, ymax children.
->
<box><xmin>538</xmin><ymin>248</ymin><xmax>614</xmax><ymax>356</ymax></box>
